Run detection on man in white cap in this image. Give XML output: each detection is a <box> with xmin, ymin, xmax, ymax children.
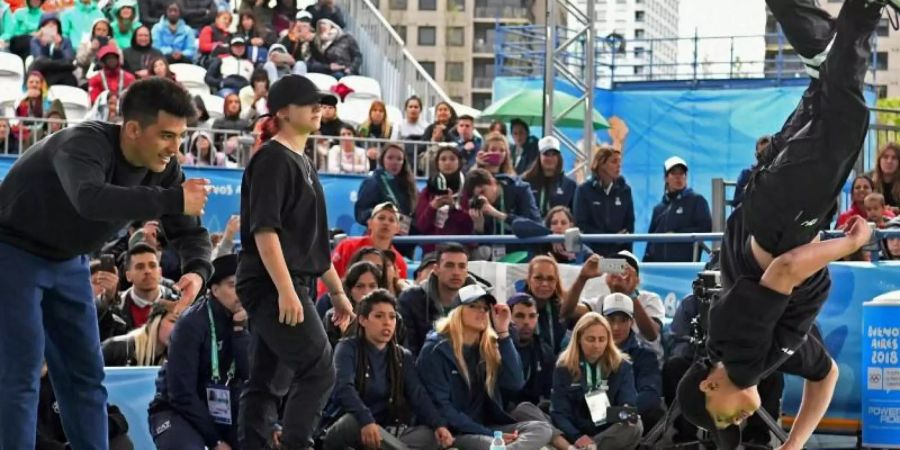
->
<box><xmin>644</xmin><ymin>156</ymin><xmax>712</xmax><ymax>262</ymax></box>
<box><xmin>562</xmin><ymin>250</ymin><xmax>667</xmax><ymax>363</ymax></box>
<box><xmin>601</xmin><ymin>293</ymin><xmax>665</xmax><ymax>432</ymax></box>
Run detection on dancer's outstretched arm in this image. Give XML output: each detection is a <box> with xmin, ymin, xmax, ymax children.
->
<box><xmin>777</xmin><ymin>360</ymin><xmax>839</xmax><ymax>450</ymax></box>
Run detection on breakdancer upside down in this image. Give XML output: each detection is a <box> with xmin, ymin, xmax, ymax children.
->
<box><xmin>677</xmin><ymin>1</ymin><xmax>897</xmax><ymax>449</ymax></box>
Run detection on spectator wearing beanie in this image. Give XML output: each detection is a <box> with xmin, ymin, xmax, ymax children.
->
<box><xmin>644</xmin><ymin>156</ymin><xmax>712</xmax><ymax>262</ymax></box>
<box><xmin>415</xmin><ymin>145</ymin><xmax>473</xmax><ymax>253</ymax></box>
<box><xmin>43</xmin><ymin>98</ymin><xmax>67</xmax><ymax>136</ymax></box>
<box><xmin>510</xmin><ymin>118</ymin><xmax>540</xmax><ymax>174</ymax></box>
<box><xmin>60</xmin><ymin>0</ymin><xmax>104</xmax><ymax>45</ymax></box>
<box><xmin>151</xmin><ymin>1</ymin><xmax>197</xmax><ymax>64</ymax></box>
<box><xmin>123</xmin><ymin>24</ymin><xmax>163</xmax><ymax>76</ymax></box>
<box><xmin>308</xmin><ymin>17</ymin><xmax>361</xmax><ymax>79</ymax></box>
<box><xmin>521</xmin><ymin>136</ymin><xmax>577</xmax><ymax>217</ymax></box>
<box><xmin>196</xmin><ymin>9</ymin><xmax>231</xmax><ymax>66</ymax></box>
<box><xmin>111</xmin><ymin>0</ymin><xmax>141</xmax><ymax>49</ymax></box>
<box><xmin>2</xmin><ymin>0</ymin><xmax>46</xmax><ymax>59</ymax></box>
<box><xmin>573</xmin><ymin>144</ymin><xmax>635</xmax><ymax>256</ymax></box>
<box><xmin>88</xmin><ymin>44</ymin><xmax>135</xmax><ymax>103</ymax></box>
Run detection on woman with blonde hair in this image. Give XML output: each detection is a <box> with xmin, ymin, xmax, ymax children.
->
<box><xmin>359</xmin><ymin>100</ymin><xmax>394</xmax><ymax>170</ymax></box>
<box><xmin>551</xmin><ymin>312</ymin><xmax>642</xmax><ymax>450</ymax></box>
<box><xmin>572</xmin><ymin>144</ymin><xmax>635</xmax><ymax>256</ymax></box>
<box><xmin>417</xmin><ymin>285</ymin><xmax>553</xmax><ymax>450</ymax></box>
<box><xmin>870</xmin><ymin>142</ymin><xmax>900</xmax><ymax>212</ymax></box>
<box><xmin>476</xmin><ymin>132</ymin><xmax>517</xmax><ymax>176</ymax></box>
<box><xmin>101</xmin><ymin>300</ymin><xmax>178</xmax><ymax>367</ymax></box>
<box><xmin>521</xmin><ymin>255</ymin><xmax>569</xmax><ymax>355</ymax></box>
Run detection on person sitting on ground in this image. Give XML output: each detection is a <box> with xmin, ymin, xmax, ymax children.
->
<box><xmin>354</xmin><ymin>144</ymin><xmax>418</xmax><ymax>239</ymax></box>
<box><xmin>111</xmin><ymin>0</ymin><xmax>141</xmax><ymax>49</ymax></box>
<box><xmin>453</xmin><ymin>114</ymin><xmax>482</xmax><ymax>171</ymax></box>
<box><xmin>563</xmin><ymin>252</ymin><xmax>667</xmax><ymax>364</ymax></box>
<box><xmin>322</xmin><ymin>261</ymin><xmax>386</xmax><ymax>348</ymax></box>
<box><xmin>865</xmin><ymin>192</ymin><xmax>895</xmax><ymax>228</ymax></box>
<box><xmin>504</xmin><ymin>293</ymin><xmax>556</xmax><ymax>408</ymax></box>
<box><xmin>416</xmin><ymin>284</ymin><xmax>554</xmax><ymax>450</ymax></box>
<box><xmin>324</xmin><ymin>289</ymin><xmax>455</xmax><ymax>450</ymax></box>
<box><xmin>307</xmin><ymin>17</ymin><xmax>361</xmax><ymax>79</ymax></box>
<box><xmin>88</xmin><ymin>44</ymin><xmax>135</xmax><ymax>103</ymax></box>
<box><xmin>415</xmin><ymin>146</ymin><xmax>474</xmax><ymax>254</ymax></box>
<box><xmin>522</xmin><ymin>136</ymin><xmax>577</xmax><ymax>218</ymax></box>
<box><xmin>196</xmin><ymin>10</ymin><xmax>231</xmax><ymax>67</ymax></box>
<box><xmin>317</xmin><ymin>202</ymin><xmax>409</xmax><ymax>297</ymax></box>
<box><xmin>644</xmin><ymin>156</ymin><xmax>712</xmax><ymax>262</ymax></box>
<box><xmin>599</xmin><ymin>293</ymin><xmax>665</xmax><ymax>433</ymax></box>
<box><xmin>550</xmin><ymin>312</ymin><xmax>643</xmax><ymax>449</ymax></box>
<box><xmin>122</xmin><ymin>25</ymin><xmax>162</xmax><ymax>77</ymax></box>
<box><xmin>326</xmin><ymin>124</ymin><xmax>368</xmax><ymax>174</ymax></box>
<box><xmin>462</xmin><ymin>168</ymin><xmax>542</xmax><ymax>261</ymax></box>
<box><xmin>837</xmin><ymin>175</ymin><xmax>880</xmax><ymax>228</ymax></box>
<box><xmin>517</xmin><ymin>256</ymin><xmax>571</xmax><ymax>355</ymax></box>
<box><xmin>151</xmin><ymin>1</ymin><xmax>196</xmax><ymax>64</ymax></box>
<box><xmin>204</xmin><ymin>36</ymin><xmax>254</xmax><ymax>95</ymax></box>
<box><xmin>316</xmin><ymin>247</ymin><xmax>390</xmax><ymax>320</ymax></box>
<box><xmin>398</xmin><ymin>243</ymin><xmax>477</xmax><ymax>356</ymax></box>
<box><xmin>147</xmin><ymin>254</ymin><xmax>248</xmax><ymax>450</ymax></box>
<box><xmin>509</xmin><ymin>118</ymin><xmax>540</xmax><ymax>175</ymax></box>
<box><xmin>474</xmin><ymin>132</ymin><xmax>517</xmax><ymax>176</ymax></box>
<box><xmin>101</xmin><ymin>300</ymin><xmax>178</xmax><ymax>367</ymax></box>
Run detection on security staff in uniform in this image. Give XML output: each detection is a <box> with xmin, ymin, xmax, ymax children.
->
<box><xmin>148</xmin><ymin>254</ymin><xmax>249</xmax><ymax>450</ymax></box>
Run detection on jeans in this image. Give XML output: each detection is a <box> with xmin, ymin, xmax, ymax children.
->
<box><xmin>0</xmin><ymin>242</ymin><xmax>108</xmax><ymax>450</ymax></box>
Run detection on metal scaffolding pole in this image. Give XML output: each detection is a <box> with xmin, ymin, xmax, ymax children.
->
<box><xmin>543</xmin><ymin>0</ymin><xmax>596</xmax><ymax>169</ymax></box>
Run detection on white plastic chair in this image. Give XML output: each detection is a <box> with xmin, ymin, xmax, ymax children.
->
<box><xmin>202</xmin><ymin>94</ymin><xmax>224</xmax><ymax>120</ymax></box>
<box><xmin>0</xmin><ymin>52</ymin><xmax>24</xmax><ymax>92</ymax></box>
<box><xmin>303</xmin><ymin>73</ymin><xmax>338</xmax><ymax>93</ymax></box>
<box><xmin>337</xmin><ymin>98</ymin><xmax>373</xmax><ymax>128</ymax></box>
<box><xmin>170</xmin><ymin>63</ymin><xmax>209</xmax><ymax>97</ymax></box>
<box><xmin>386</xmin><ymin>104</ymin><xmax>403</xmax><ymax>125</ymax></box>
<box><xmin>340</xmin><ymin>75</ymin><xmax>381</xmax><ymax>101</ymax></box>
<box><xmin>48</xmin><ymin>85</ymin><xmax>91</xmax><ymax>121</ymax></box>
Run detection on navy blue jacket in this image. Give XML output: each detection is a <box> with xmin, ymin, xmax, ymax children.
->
<box><xmin>330</xmin><ymin>338</ymin><xmax>446</xmax><ymax>428</ymax></box>
<box><xmin>355</xmin><ymin>168</ymin><xmax>416</xmax><ymax>225</ymax></box>
<box><xmin>617</xmin><ymin>332</ymin><xmax>663</xmax><ymax>415</ymax></box>
<box><xmin>526</xmin><ymin>175</ymin><xmax>577</xmax><ymax>218</ymax></box>
<box><xmin>550</xmin><ymin>360</ymin><xmax>637</xmax><ymax>442</ymax></box>
<box><xmin>573</xmin><ymin>177</ymin><xmax>635</xmax><ymax>256</ymax></box>
<box><xmin>668</xmin><ymin>294</ymin><xmax>700</xmax><ymax>359</ymax></box>
<box><xmin>644</xmin><ymin>188</ymin><xmax>712</xmax><ymax>262</ymax></box>
<box><xmin>416</xmin><ymin>332</ymin><xmax>524</xmax><ymax>436</ymax></box>
<box><xmin>502</xmin><ymin>338</ymin><xmax>555</xmax><ymax>407</ymax></box>
<box><xmin>477</xmin><ymin>174</ymin><xmax>542</xmax><ymax>236</ymax></box>
<box><xmin>731</xmin><ymin>167</ymin><xmax>753</xmax><ymax>208</ymax></box>
<box><xmin>150</xmin><ymin>296</ymin><xmax>250</xmax><ymax>448</ymax></box>
<box><xmin>513</xmin><ymin>136</ymin><xmax>540</xmax><ymax>174</ymax></box>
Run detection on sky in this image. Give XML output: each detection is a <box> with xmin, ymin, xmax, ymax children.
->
<box><xmin>676</xmin><ymin>0</ymin><xmax>768</xmax><ymax>77</ymax></box>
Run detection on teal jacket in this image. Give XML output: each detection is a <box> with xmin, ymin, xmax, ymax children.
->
<box><xmin>151</xmin><ymin>18</ymin><xmax>195</xmax><ymax>59</ymax></box>
<box><xmin>2</xmin><ymin>4</ymin><xmax>43</xmax><ymax>41</ymax></box>
<box><xmin>61</xmin><ymin>1</ymin><xmax>104</xmax><ymax>44</ymax></box>
<box><xmin>111</xmin><ymin>0</ymin><xmax>141</xmax><ymax>49</ymax></box>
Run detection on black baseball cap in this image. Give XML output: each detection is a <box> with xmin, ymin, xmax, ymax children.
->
<box><xmin>677</xmin><ymin>359</ymin><xmax>742</xmax><ymax>450</ymax></box>
<box><xmin>266</xmin><ymin>75</ymin><xmax>326</xmax><ymax>114</ymax></box>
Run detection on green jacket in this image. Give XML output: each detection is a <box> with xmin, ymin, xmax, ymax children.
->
<box><xmin>111</xmin><ymin>0</ymin><xmax>140</xmax><ymax>49</ymax></box>
<box><xmin>2</xmin><ymin>5</ymin><xmax>43</xmax><ymax>42</ymax></box>
<box><xmin>0</xmin><ymin>3</ymin><xmax>13</xmax><ymax>42</ymax></box>
<box><xmin>61</xmin><ymin>1</ymin><xmax>105</xmax><ymax>44</ymax></box>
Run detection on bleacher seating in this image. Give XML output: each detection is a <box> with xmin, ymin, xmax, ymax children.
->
<box><xmin>0</xmin><ymin>53</ymin><xmax>24</xmax><ymax>94</ymax></box>
<box><xmin>201</xmin><ymin>93</ymin><xmax>225</xmax><ymax>120</ymax></box>
<box><xmin>303</xmin><ymin>72</ymin><xmax>339</xmax><ymax>93</ymax></box>
<box><xmin>340</xmin><ymin>75</ymin><xmax>382</xmax><ymax>101</ymax></box>
<box><xmin>336</xmin><ymin>97</ymin><xmax>374</xmax><ymax>127</ymax></box>
<box><xmin>170</xmin><ymin>63</ymin><xmax>210</xmax><ymax>98</ymax></box>
<box><xmin>48</xmin><ymin>85</ymin><xmax>92</xmax><ymax>121</ymax></box>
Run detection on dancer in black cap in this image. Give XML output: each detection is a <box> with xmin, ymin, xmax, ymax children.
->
<box><xmin>676</xmin><ymin>1</ymin><xmax>895</xmax><ymax>449</ymax></box>
<box><xmin>237</xmin><ymin>74</ymin><xmax>355</xmax><ymax>450</ymax></box>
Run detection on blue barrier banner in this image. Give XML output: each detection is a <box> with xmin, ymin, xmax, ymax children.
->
<box><xmin>105</xmin><ymin>367</ymin><xmax>159</xmax><ymax>450</ymax></box>
<box><xmin>861</xmin><ymin>296</ymin><xmax>900</xmax><ymax>447</ymax></box>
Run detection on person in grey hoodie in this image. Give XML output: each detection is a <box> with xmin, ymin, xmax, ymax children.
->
<box><xmin>184</xmin><ymin>130</ymin><xmax>228</xmax><ymax>167</ymax></box>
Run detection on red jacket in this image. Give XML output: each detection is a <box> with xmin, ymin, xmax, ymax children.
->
<box><xmin>88</xmin><ymin>68</ymin><xmax>136</xmax><ymax>104</ymax></box>
<box><xmin>315</xmin><ymin>236</ymin><xmax>408</xmax><ymax>297</ymax></box>
<box><xmin>837</xmin><ymin>203</ymin><xmax>895</xmax><ymax>229</ymax></box>
<box><xmin>414</xmin><ymin>189</ymin><xmax>474</xmax><ymax>253</ymax></box>
<box><xmin>198</xmin><ymin>25</ymin><xmax>231</xmax><ymax>55</ymax></box>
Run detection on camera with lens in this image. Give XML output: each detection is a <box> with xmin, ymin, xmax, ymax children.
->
<box><xmin>688</xmin><ymin>270</ymin><xmax>722</xmax><ymax>351</ymax></box>
<box><xmin>469</xmin><ymin>196</ymin><xmax>486</xmax><ymax>210</ymax></box>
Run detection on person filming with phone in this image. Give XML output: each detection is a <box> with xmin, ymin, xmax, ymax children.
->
<box><xmin>462</xmin><ymin>168</ymin><xmax>542</xmax><ymax>261</ymax></box>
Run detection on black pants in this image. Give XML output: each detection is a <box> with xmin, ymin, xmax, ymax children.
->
<box><xmin>238</xmin><ymin>281</ymin><xmax>336</xmax><ymax>450</ymax></box>
<box><xmin>663</xmin><ymin>356</ymin><xmax>784</xmax><ymax>444</ymax></box>
<box><xmin>744</xmin><ymin>0</ymin><xmax>883</xmax><ymax>256</ymax></box>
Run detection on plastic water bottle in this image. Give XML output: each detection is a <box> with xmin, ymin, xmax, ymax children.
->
<box><xmin>489</xmin><ymin>430</ymin><xmax>507</xmax><ymax>450</ymax></box>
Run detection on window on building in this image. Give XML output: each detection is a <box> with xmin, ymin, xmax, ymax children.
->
<box><xmin>635</xmin><ymin>11</ymin><xmax>645</xmax><ymax>22</ymax></box>
<box><xmin>419</xmin><ymin>61</ymin><xmax>436</xmax><ymax>79</ymax></box>
<box><xmin>875</xmin><ymin>52</ymin><xmax>888</xmax><ymax>70</ymax></box>
<box><xmin>448</xmin><ymin>0</ymin><xmax>465</xmax><ymax>11</ymax></box>
<box><xmin>877</xmin><ymin>18</ymin><xmax>890</xmax><ymax>37</ymax></box>
<box><xmin>419</xmin><ymin>0</ymin><xmax>436</xmax><ymax>10</ymax></box>
<box><xmin>447</xmin><ymin>27</ymin><xmax>465</xmax><ymax>46</ymax></box>
<box><xmin>635</xmin><ymin>29</ymin><xmax>645</xmax><ymax>39</ymax></box>
<box><xmin>418</xmin><ymin>26</ymin><xmax>436</xmax><ymax>46</ymax></box>
<box><xmin>446</xmin><ymin>61</ymin><xmax>464</xmax><ymax>82</ymax></box>
<box><xmin>393</xmin><ymin>25</ymin><xmax>407</xmax><ymax>42</ymax></box>
<box><xmin>389</xmin><ymin>0</ymin><xmax>407</xmax><ymax>10</ymax></box>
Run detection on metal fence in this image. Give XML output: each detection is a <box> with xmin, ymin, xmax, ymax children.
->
<box><xmin>336</xmin><ymin>0</ymin><xmax>452</xmax><ymax>113</ymax></box>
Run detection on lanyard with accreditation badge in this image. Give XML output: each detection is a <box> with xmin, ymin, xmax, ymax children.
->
<box><xmin>582</xmin><ymin>361</ymin><xmax>610</xmax><ymax>425</ymax></box>
<box><xmin>205</xmin><ymin>302</ymin><xmax>235</xmax><ymax>425</ymax></box>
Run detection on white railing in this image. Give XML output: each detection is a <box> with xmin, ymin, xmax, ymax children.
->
<box><xmin>337</xmin><ymin>0</ymin><xmax>452</xmax><ymax>112</ymax></box>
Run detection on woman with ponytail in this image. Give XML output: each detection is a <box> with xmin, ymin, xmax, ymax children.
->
<box><xmin>324</xmin><ymin>289</ymin><xmax>454</xmax><ymax>450</ymax></box>
<box><xmin>101</xmin><ymin>300</ymin><xmax>178</xmax><ymax>367</ymax></box>
<box><xmin>236</xmin><ymin>74</ymin><xmax>355</xmax><ymax>450</ymax></box>
<box><xmin>416</xmin><ymin>285</ymin><xmax>553</xmax><ymax>450</ymax></box>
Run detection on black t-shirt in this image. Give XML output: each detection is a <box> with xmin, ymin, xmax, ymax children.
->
<box><xmin>0</xmin><ymin>121</ymin><xmax>211</xmax><ymax>281</ymax></box>
<box><xmin>237</xmin><ymin>140</ymin><xmax>331</xmax><ymax>286</ymax></box>
<box><xmin>707</xmin><ymin>206</ymin><xmax>832</xmax><ymax>388</ymax></box>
